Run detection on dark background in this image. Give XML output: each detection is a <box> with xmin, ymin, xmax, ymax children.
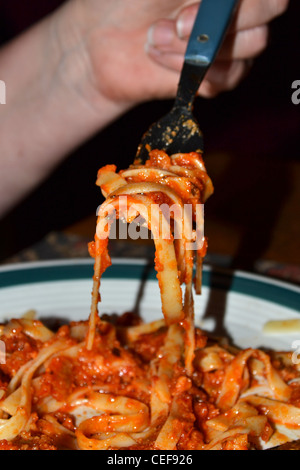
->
<box><xmin>0</xmin><ymin>0</ymin><xmax>299</xmax><ymax>271</ymax></box>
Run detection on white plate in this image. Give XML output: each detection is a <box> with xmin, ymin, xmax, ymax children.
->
<box><xmin>0</xmin><ymin>258</ymin><xmax>299</xmax><ymax>352</ymax></box>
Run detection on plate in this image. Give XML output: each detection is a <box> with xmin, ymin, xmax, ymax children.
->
<box><xmin>0</xmin><ymin>258</ymin><xmax>299</xmax><ymax>352</ymax></box>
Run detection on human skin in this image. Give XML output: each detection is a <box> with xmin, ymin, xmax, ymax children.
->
<box><xmin>0</xmin><ymin>0</ymin><xmax>289</xmax><ymax>216</ymax></box>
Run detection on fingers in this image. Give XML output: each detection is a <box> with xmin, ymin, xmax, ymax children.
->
<box><xmin>218</xmin><ymin>25</ymin><xmax>269</xmax><ymax>60</ymax></box>
<box><xmin>146</xmin><ymin>25</ymin><xmax>258</xmax><ymax>98</ymax></box>
<box><xmin>145</xmin><ymin>0</ymin><xmax>289</xmax><ymax>97</ymax></box>
<box><xmin>200</xmin><ymin>58</ymin><xmax>253</xmax><ymax>97</ymax></box>
<box><xmin>174</xmin><ymin>0</ymin><xmax>290</xmax><ymax>35</ymax></box>
<box><xmin>145</xmin><ymin>49</ymin><xmax>252</xmax><ymax>98</ymax></box>
<box><xmin>231</xmin><ymin>0</ymin><xmax>290</xmax><ymax>31</ymax></box>
<box><xmin>147</xmin><ymin>20</ymin><xmax>269</xmax><ymax>62</ymax></box>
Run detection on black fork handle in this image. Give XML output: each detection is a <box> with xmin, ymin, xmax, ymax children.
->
<box><xmin>174</xmin><ymin>0</ymin><xmax>239</xmax><ymax>110</ymax></box>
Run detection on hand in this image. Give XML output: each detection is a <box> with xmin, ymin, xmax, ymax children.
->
<box><xmin>55</xmin><ymin>0</ymin><xmax>193</xmax><ymax>110</ymax></box>
<box><xmin>146</xmin><ymin>0</ymin><xmax>290</xmax><ymax>97</ymax></box>
<box><xmin>56</xmin><ymin>0</ymin><xmax>289</xmax><ymax>111</ymax></box>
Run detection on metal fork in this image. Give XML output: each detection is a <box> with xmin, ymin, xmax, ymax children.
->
<box><xmin>135</xmin><ymin>0</ymin><xmax>239</xmax><ymax>164</ymax></box>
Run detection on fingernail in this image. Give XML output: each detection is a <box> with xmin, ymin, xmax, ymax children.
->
<box><xmin>147</xmin><ymin>20</ymin><xmax>175</xmax><ymax>47</ymax></box>
<box><xmin>176</xmin><ymin>6</ymin><xmax>198</xmax><ymax>39</ymax></box>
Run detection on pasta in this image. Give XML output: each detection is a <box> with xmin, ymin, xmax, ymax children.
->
<box><xmin>0</xmin><ymin>150</ymin><xmax>300</xmax><ymax>450</ymax></box>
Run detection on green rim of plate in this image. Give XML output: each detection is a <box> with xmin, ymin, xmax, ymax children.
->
<box><xmin>0</xmin><ymin>261</ymin><xmax>299</xmax><ymax>312</ymax></box>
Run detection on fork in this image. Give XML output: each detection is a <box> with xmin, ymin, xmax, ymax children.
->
<box><xmin>135</xmin><ymin>0</ymin><xmax>239</xmax><ymax>164</ymax></box>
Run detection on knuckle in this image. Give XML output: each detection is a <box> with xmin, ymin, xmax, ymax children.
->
<box><xmin>273</xmin><ymin>0</ymin><xmax>290</xmax><ymax>17</ymax></box>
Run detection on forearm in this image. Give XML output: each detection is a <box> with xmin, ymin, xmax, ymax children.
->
<box><xmin>0</xmin><ymin>1</ymin><xmax>129</xmax><ymax>217</ymax></box>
